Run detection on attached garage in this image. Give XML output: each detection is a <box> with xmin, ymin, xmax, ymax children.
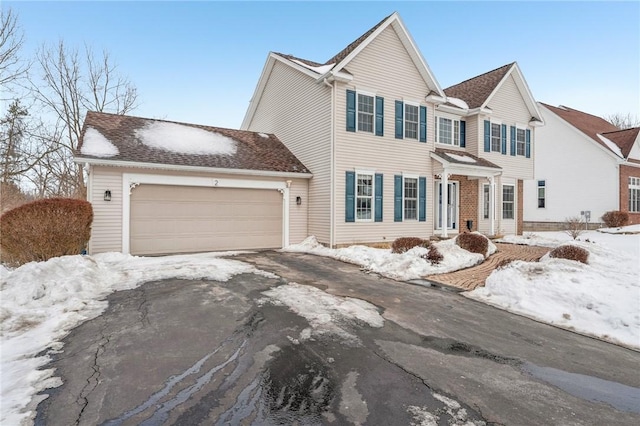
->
<box><xmin>129</xmin><ymin>184</ymin><xmax>283</xmax><ymax>255</ymax></box>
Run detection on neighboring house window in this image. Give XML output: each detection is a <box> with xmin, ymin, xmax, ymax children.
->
<box><xmin>405</xmin><ymin>104</ymin><xmax>419</xmax><ymax>140</ymax></box>
<box><xmin>502</xmin><ymin>185</ymin><xmax>515</xmax><ymax>219</ymax></box>
<box><xmin>357</xmin><ymin>173</ymin><xmax>373</xmax><ymax>220</ymax></box>
<box><xmin>357</xmin><ymin>93</ymin><xmax>374</xmax><ymax>133</ymax></box>
<box><xmin>537</xmin><ymin>180</ymin><xmax>546</xmax><ymax>208</ymax></box>
<box><xmin>404</xmin><ymin>177</ymin><xmax>418</xmax><ymax>220</ymax></box>
<box><xmin>483</xmin><ymin>184</ymin><xmax>490</xmax><ymax>219</ymax></box>
<box><xmin>491</xmin><ymin>123</ymin><xmax>501</xmax><ymax>152</ymax></box>
<box><xmin>517</xmin><ymin>128</ymin><xmax>526</xmax><ymax>156</ymax></box>
<box><xmin>630</xmin><ymin>177</ymin><xmax>640</xmax><ymax>213</ymax></box>
<box><xmin>436</xmin><ymin>117</ymin><xmax>464</xmax><ymax>146</ymax></box>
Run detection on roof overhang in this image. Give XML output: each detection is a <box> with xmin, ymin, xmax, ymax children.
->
<box><xmin>430</xmin><ymin>152</ymin><xmax>502</xmax><ymax>178</ymax></box>
<box><xmin>75</xmin><ymin>156</ymin><xmax>313</xmax><ymax>180</ymax></box>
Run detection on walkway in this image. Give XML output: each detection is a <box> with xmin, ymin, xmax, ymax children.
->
<box><xmin>425</xmin><ymin>243</ymin><xmax>551</xmax><ymax>291</ymax></box>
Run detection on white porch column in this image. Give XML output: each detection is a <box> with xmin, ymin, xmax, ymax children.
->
<box><xmin>442</xmin><ymin>170</ymin><xmax>449</xmax><ymax>238</ymax></box>
<box><xmin>489</xmin><ymin>176</ymin><xmax>496</xmax><ymax>236</ymax></box>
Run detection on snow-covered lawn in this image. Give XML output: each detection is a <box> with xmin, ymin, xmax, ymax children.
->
<box><xmin>283</xmin><ymin>235</ymin><xmax>496</xmax><ymax>281</ymax></box>
<box><xmin>0</xmin><ymin>252</ymin><xmax>274</xmax><ymax>426</ymax></box>
<box><xmin>468</xmin><ymin>228</ymin><xmax>640</xmax><ymax>350</ymax></box>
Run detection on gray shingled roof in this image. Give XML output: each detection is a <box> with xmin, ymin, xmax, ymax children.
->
<box><xmin>444</xmin><ymin>63</ymin><xmax>514</xmax><ymax>109</ymax></box>
<box><xmin>76</xmin><ymin>111</ymin><xmax>310</xmax><ymax>174</ymax></box>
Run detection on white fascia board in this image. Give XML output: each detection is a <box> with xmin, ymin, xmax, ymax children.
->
<box><xmin>318</xmin><ymin>70</ymin><xmax>353</xmax><ymax>84</ymax></box>
<box><xmin>430</xmin><ymin>152</ymin><xmax>502</xmax><ymax>177</ymax></box>
<box><xmin>74</xmin><ymin>157</ymin><xmax>313</xmax><ymax>179</ymax></box>
<box><xmin>482</xmin><ymin>63</ymin><xmax>543</xmax><ymax>122</ymax></box>
<box><xmin>436</xmin><ymin>104</ymin><xmax>468</xmax><ymax>116</ymax></box>
<box><xmin>241</xmin><ymin>52</ymin><xmax>276</xmax><ymax>130</ymax></box>
<box><xmin>426</xmin><ymin>94</ymin><xmax>446</xmax><ymax>104</ymax></box>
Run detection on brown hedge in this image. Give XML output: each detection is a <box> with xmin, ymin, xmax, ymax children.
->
<box><xmin>456</xmin><ymin>232</ymin><xmax>489</xmax><ymax>256</ymax></box>
<box><xmin>549</xmin><ymin>245</ymin><xmax>589</xmax><ymax>264</ymax></box>
<box><xmin>1</xmin><ymin>198</ymin><xmax>93</xmax><ymax>266</ymax></box>
<box><xmin>422</xmin><ymin>246</ymin><xmax>444</xmax><ymax>265</ymax></box>
<box><xmin>601</xmin><ymin>210</ymin><xmax>629</xmax><ymax>228</ymax></box>
<box><xmin>391</xmin><ymin>237</ymin><xmax>430</xmax><ymax>254</ymax></box>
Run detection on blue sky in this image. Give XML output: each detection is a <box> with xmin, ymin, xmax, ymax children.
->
<box><xmin>8</xmin><ymin>1</ymin><xmax>640</xmax><ymax>129</ymax></box>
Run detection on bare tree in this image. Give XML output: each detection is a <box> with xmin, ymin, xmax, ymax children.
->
<box><xmin>30</xmin><ymin>41</ymin><xmax>137</xmax><ymax>196</ymax></box>
<box><xmin>0</xmin><ymin>8</ymin><xmax>27</xmax><ymax>93</ymax></box>
<box><xmin>604</xmin><ymin>113</ymin><xmax>640</xmax><ymax>130</ymax></box>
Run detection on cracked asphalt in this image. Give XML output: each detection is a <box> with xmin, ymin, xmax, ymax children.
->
<box><xmin>35</xmin><ymin>251</ymin><xmax>640</xmax><ymax>425</ymax></box>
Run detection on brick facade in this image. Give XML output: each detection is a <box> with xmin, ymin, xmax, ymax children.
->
<box><xmin>620</xmin><ymin>164</ymin><xmax>640</xmax><ymax>225</ymax></box>
<box><xmin>453</xmin><ymin>174</ymin><xmax>478</xmax><ymax>232</ymax></box>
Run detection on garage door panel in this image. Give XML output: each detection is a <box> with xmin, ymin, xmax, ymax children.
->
<box><xmin>130</xmin><ymin>185</ymin><xmax>283</xmax><ymax>255</ymax></box>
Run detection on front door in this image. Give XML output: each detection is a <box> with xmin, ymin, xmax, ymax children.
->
<box><xmin>436</xmin><ymin>181</ymin><xmax>458</xmax><ymax>230</ymax></box>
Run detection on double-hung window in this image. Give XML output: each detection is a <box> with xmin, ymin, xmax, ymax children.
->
<box><xmin>436</xmin><ymin>117</ymin><xmax>462</xmax><ymax>146</ymax></box>
<box><xmin>537</xmin><ymin>180</ymin><xmax>546</xmax><ymax>208</ymax></box>
<box><xmin>357</xmin><ymin>94</ymin><xmax>374</xmax><ymax>133</ymax></box>
<box><xmin>516</xmin><ymin>128</ymin><xmax>526</xmax><ymax>156</ymax></box>
<box><xmin>356</xmin><ymin>173</ymin><xmax>373</xmax><ymax>220</ymax></box>
<box><xmin>502</xmin><ymin>185</ymin><xmax>515</xmax><ymax>219</ymax></box>
<box><xmin>630</xmin><ymin>177</ymin><xmax>640</xmax><ymax>212</ymax></box>
<box><xmin>491</xmin><ymin>123</ymin><xmax>502</xmax><ymax>152</ymax></box>
<box><xmin>404</xmin><ymin>104</ymin><xmax>419</xmax><ymax>140</ymax></box>
<box><xmin>403</xmin><ymin>177</ymin><xmax>418</xmax><ymax>220</ymax></box>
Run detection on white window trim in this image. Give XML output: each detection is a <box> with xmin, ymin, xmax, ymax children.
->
<box><xmin>515</xmin><ymin>125</ymin><xmax>527</xmax><ymax>156</ymax></box>
<box><xmin>629</xmin><ymin>177</ymin><xmax>640</xmax><ymax>212</ymax></box>
<box><xmin>537</xmin><ymin>179</ymin><xmax>546</xmax><ymax>209</ymax></box>
<box><xmin>436</xmin><ymin>113</ymin><xmax>462</xmax><ymax>147</ymax></box>
<box><xmin>402</xmin><ymin>174</ymin><xmax>419</xmax><ymax>221</ymax></box>
<box><xmin>490</xmin><ymin>121</ymin><xmax>502</xmax><ymax>152</ymax></box>
<box><xmin>404</xmin><ymin>100</ymin><xmax>420</xmax><ymax>140</ymax></box>
<box><xmin>482</xmin><ymin>183</ymin><xmax>491</xmax><ymax>219</ymax></box>
<box><xmin>356</xmin><ymin>91</ymin><xmax>376</xmax><ymax>134</ymax></box>
<box><xmin>502</xmin><ymin>184</ymin><xmax>515</xmax><ymax>220</ymax></box>
<box><xmin>355</xmin><ymin>170</ymin><xmax>375</xmax><ymax>222</ymax></box>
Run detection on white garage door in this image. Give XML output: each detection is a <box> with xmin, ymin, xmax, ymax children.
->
<box><xmin>130</xmin><ymin>184</ymin><xmax>283</xmax><ymax>255</ymax></box>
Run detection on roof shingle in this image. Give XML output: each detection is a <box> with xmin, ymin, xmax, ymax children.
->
<box><xmin>443</xmin><ymin>63</ymin><xmax>514</xmax><ymax>109</ymax></box>
<box><xmin>601</xmin><ymin>127</ymin><xmax>639</xmax><ymax>158</ymax></box>
<box><xmin>76</xmin><ymin>112</ymin><xmax>310</xmax><ymax>174</ymax></box>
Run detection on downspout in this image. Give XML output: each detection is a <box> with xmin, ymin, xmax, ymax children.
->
<box><xmin>324</xmin><ymin>77</ymin><xmax>336</xmax><ymax>248</ymax></box>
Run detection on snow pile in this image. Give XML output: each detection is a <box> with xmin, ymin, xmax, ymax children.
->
<box><xmin>80</xmin><ymin>127</ymin><xmax>119</xmax><ymax>157</ymax></box>
<box><xmin>0</xmin><ymin>252</ymin><xmax>271</xmax><ymax>426</ymax></box>
<box><xmin>291</xmin><ymin>59</ymin><xmax>335</xmax><ymax>75</ymax></box>
<box><xmin>599</xmin><ymin>224</ymin><xmax>640</xmax><ymax>234</ymax></box>
<box><xmin>283</xmin><ymin>236</ymin><xmax>496</xmax><ymax>281</ymax></box>
<box><xmin>407</xmin><ymin>392</ymin><xmax>485</xmax><ymax>426</ymax></box>
<box><xmin>446</xmin><ymin>96</ymin><xmax>469</xmax><ymax>110</ymax></box>
<box><xmin>468</xmin><ymin>233</ymin><xmax>640</xmax><ymax>349</ymax></box>
<box><xmin>260</xmin><ymin>282</ymin><xmax>383</xmax><ymax>344</ymax></box>
<box><xmin>447</xmin><ymin>153</ymin><xmax>476</xmax><ymax>163</ymax></box>
<box><xmin>135</xmin><ymin>122</ymin><xmax>237</xmax><ymax>155</ymax></box>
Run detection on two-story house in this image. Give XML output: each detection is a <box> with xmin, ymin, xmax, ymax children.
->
<box><xmin>242</xmin><ymin>12</ymin><xmax>543</xmax><ymax>247</ymax></box>
<box><xmin>524</xmin><ymin>103</ymin><xmax>640</xmax><ymax>229</ymax></box>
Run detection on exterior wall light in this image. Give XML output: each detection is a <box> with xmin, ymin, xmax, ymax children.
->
<box><xmin>104</xmin><ymin>190</ymin><xmax>112</xmax><ymax>201</ymax></box>
<box><xmin>296</xmin><ymin>196</ymin><xmax>302</xmax><ymax>205</ymax></box>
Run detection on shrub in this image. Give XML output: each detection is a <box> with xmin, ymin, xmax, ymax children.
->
<box><xmin>564</xmin><ymin>216</ymin><xmax>585</xmax><ymax>240</ymax></box>
<box><xmin>549</xmin><ymin>245</ymin><xmax>589</xmax><ymax>264</ymax></box>
<box><xmin>391</xmin><ymin>237</ymin><xmax>430</xmax><ymax>254</ymax></box>
<box><xmin>456</xmin><ymin>232</ymin><xmax>489</xmax><ymax>256</ymax></box>
<box><xmin>422</xmin><ymin>246</ymin><xmax>443</xmax><ymax>265</ymax></box>
<box><xmin>1</xmin><ymin>198</ymin><xmax>93</xmax><ymax>266</ymax></box>
<box><xmin>601</xmin><ymin>210</ymin><xmax>629</xmax><ymax>228</ymax></box>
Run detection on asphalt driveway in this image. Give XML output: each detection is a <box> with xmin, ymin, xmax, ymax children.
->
<box><xmin>35</xmin><ymin>251</ymin><xmax>640</xmax><ymax>425</ymax></box>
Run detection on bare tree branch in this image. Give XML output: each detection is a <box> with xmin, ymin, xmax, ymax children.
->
<box><xmin>604</xmin><ymin>113</ymin><xmax>640</xmax><ymax>130</ymax></box>
<box><xmin>0</xmin><ymin>8</ymin><xmax>28</xmax><ymax>91</ymax></box>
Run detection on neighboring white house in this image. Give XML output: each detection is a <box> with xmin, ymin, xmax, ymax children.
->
<box><xmin>524</xmin><ymin>103</ymin><xmax>640</xmax><ymax>230</ymax></box>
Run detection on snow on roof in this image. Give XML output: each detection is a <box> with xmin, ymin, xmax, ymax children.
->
<box><xmin>258</xmin><ymin>132</ymin><xmax>269</xmax><ymax>138</ymax></box>
<box><xmin>80</xmin><ymin>128</ymin><xmax>119</xmax><ymax>157</ymax></box>
<box><xmin>597</xmin><ymin>134</ymin><xmax>624</xmax><ymax>158</ymax></box>
<box><xmin>446</xmin><ymin>97</ymin><xmax>469</xmax><ymax>110</ymax></box>
<box><xmin>447</xmin><ymin>153</ymin><xmax>476</xmax><ymax>163</ymax></box>
<box><xmin>134</xmin><ymin>122</ymin><xmax>237</xmax><ymax>156</ymax></box>
<box><xmin>291</xmin><ymin>59</ymin><xmax>335</xmax><ymax>75</ymax></box>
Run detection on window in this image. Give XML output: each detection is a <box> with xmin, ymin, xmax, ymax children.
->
<box><xmin>483</xmin><ymin>184</ymin><xmax>490</xmax><ymax>219</ymax></box>
<box><xmin>491</xmin><ymin>123</ymin><xmax>501</xmax><ymax>152</ymax></box>
<box><xmin>405</xmin><ymin>104</ymin><xmax>419</xmax><ymax>139</ymax></box>
<box><xmin>537</xmin><ymin>180</ymin><xmax>546</xmax><ymax>208</ymax></box>
<box><xmin>357</xmin><ymin>94</ymin><xmax>374</xmax><ymax>133</ymax></box>
<box><xmin>517</xmin><ymin>128</ymin><xmax>526</xmax><ymax>156</ymax></box>
<box><xmin>404</xmin><ymin>177</ymin><xmax>418</xmax><ymax>220</ymax></box>
<box><xmin>436</xmin><ymin>117</ymin><xmax>462</xmax><ymax>146</ymax></box>
<box><xmin>502</xmin><ymin>185</ymin><xmax>515</xmax><ymax>219</ymax></box>
<box><xmin>356</xmin><ymin>173</ymin><xmax>373</xmax><ymax>220</ymax></box>
<box><xmin>630</xmin><ymin>177</ymin><xmax>640</xmax><ymax>213</ymax></box>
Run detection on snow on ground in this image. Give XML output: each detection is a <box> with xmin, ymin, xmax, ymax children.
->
<box><xmin>469</xmin><ymin>228</ymin><xmax>640</xmax><ymax>349</ymax></box>
<box><xmin>0</xmin><ymin>252</ymin><xmax>273</xmax><ymax>426</ymax></box>
<box><xmin>283</xmin><ymin>235</ymin><xmax>496</xmax><ymax>281</ymax></box>
<box><xmin>135</xmin><ymin>121</ymin><xmax>237</xmax><ymax>155</ymax></box>
<box><xmin>259</xmin><ymin>282</ymin><xmax>384</xmax><ymax>344</ymax></box>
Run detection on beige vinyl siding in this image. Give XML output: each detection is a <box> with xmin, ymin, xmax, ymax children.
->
<box><xmin>333</xmin><ymin>25</ymin><xmax>436</xmax><ymax>245</ymax></box>
<box><xmin>245</xmin><ymin>60</ymin><xmax>332</xmax><ymax>244</ymax></box>
<box><xmin>476</xmin><ymin>176</ymin><xmax>517</xmax><ymax>235</ymax></box>
<box><xmin>463</xmin><ymin>115</ymin><xmax>479</xmax><ymax>155</ymax></box>
<box><xmin>89</xmin><ymin>166</ymin><xmax>308</xmax><ymax>254</ymax></box>
<box><xmin>478</xmin><ymin>75</ymin><xmax>535</xmax><ymax>180</ymax></box>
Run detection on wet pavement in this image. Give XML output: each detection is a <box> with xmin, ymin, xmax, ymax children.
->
<box><xmin>35</xmin><ymin>252</ymin><xmax>640</xmax><ymax>425</ymax></box>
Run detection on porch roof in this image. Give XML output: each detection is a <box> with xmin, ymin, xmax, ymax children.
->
<box><xmin>431</xmin><ymin>148</ymin><xmax>502</xmax><ymax>177</ymax></box>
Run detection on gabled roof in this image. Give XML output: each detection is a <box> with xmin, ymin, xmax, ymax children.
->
<box><xmin>540</xmin><ymin>103</ymin><xmax>623</xmax><ymax>157</ymax></box>
<box><xmin>443</xmin><ymin>62</ymin><xmax>543</xmax><ymax>123</ymax></box>
<box><xmin>324</xmin><ymin>13</ymin><xmax>392</xmax><ymax>66</ymax></box>
<box><xmin>76</xmin><ymin>111</ymin><xmax>310</xmax><ymax>175</ymax></box>
<box><xmin>601</xmin><ymin>127</ymin><xmax>639</xmax><ymax>159</ymax></box>
<box><xmin>432</xmin><ymin>148</ymin><xmax>501</xmax><ymax>171</ymax></box>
